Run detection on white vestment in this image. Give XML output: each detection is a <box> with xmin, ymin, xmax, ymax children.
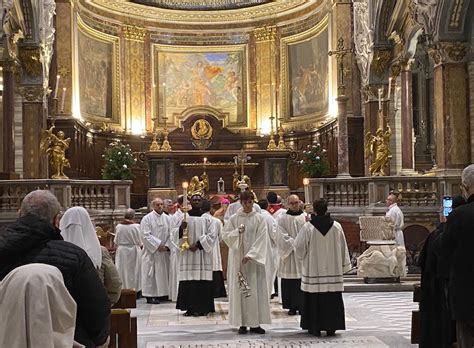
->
<box><xmin>140</xmin><ymin>210</ymin><xmax>172</xmax><ymax>297</ymax></box>
<box><xmin>224</xmin><ymin>201</ymin><xmax>261</xmax><ymax>223</ymax></box>
<box><xmin>271</xmin><ymin>208</ymin><xmax>287</xmax><ymax>221</ymax></box>
<box><xmin>260</xmin><ymin>210</ymin><xmax>278</xmax><ymax>296</ymax></box>
<box><xmin>203</xmin><ymin>212</ymin><xmax>224</xmax><ymax>271</ymax></box>
<box><xmin>0</xmin><ymin>264</ymin><xmax>77</xmax><ymax>348</ymax></box>
<box><xmin>294</xmin><ymin>220</ymin><xmax>351</xmax><ymax>293</ymax></box>
<box><xmin>114</xmin><ymin>222</ymin><xmax>142</xmax><ymax>291</ymax></box>
<box><xmin>168</xmin><ymin>210</ymin><xmax>184</xmax><ymax>301</ymax></box>
<box><xmin>222</xmin><ymin>210</ymin><xmax>271</xmax><ymax>327</ymax></box>
<box><xmin>386</xmin><ymin>203</ymin><xmax>405</xmax><ymax>246</ymax></box>
<box><xmin>277</xmin><ymin>212</ymin><xmax>307</xmax><ymax>279</ymax></box>
<box><xmin>171</xmin><ymin>213</ymin><xmax>216</xmax><ymax>281</ymax></box>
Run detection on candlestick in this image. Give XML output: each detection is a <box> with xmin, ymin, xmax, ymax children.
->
<box><xmin>60</xmin><ymin>87</ymin><xmax>66</xmax><ymax>112</ymax></box>
<box><xmin>162</xmin><ymin>82</ymin><xmax>166</xmax><ymax>122</ymax></box>
<box><xmin>303</xmin><ymin>178</ymin><xmax>310</xmax><ymax>205</ymax></box>
<box><xmin>387</xmin><ymin>77</ymin><xmax>392</xmax><ymax>101</ymax></box>
<box><xmin>378</xmin><ymin>88</ymin><xmax>383</xmax><ymax>111</ymax></box>
<box><xmin>53</xmin><ymin>75</ymin><xmax>60</xmax><ymax>99</ymax></box>
<box><xmin>182</xmin><ymin>181</ymin><xmax>188</xmax><ymax>208</ymax></box>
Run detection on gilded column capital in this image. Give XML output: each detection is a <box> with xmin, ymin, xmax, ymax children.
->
<box><xmin>428</xmin><ymin>41</ymin><xmax>469</xmax><ymax>67</ymax></box>
<box><xmin>399</xmin><ymin>58</ymin><xmax>414</xmax><ymax>72</ymax></box>
<box><xmin>18</xmin><ymin>47</ymin><xmax>43</xmax><ymax>78</ymax></box>
<box><xmin>122</xmin><ymin>25</ymin><xmax>147</xmax><ymax>42</ymax></box>
<box><xmin>253</xmin><ymin>26</ymin><xmax>276</xmax><ymax>42</ymax></box>
<box><xmin>18</xmin><ymin>85</ymin><xmax>45</xmax><ymax>103</ymax></box>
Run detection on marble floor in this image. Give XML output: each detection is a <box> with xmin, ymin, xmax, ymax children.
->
<box><xmin>134</xmin><ymin>291</ymin><xmax>418</xmax><ymax>348</ymax></box>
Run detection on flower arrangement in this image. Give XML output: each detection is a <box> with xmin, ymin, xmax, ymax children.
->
<box><xmin>101</xmin><ymin>141</ymin><xmax>135</xmax><ymax>180</ymax></box>
<box><xmin>298</xmin><ymin>142</ymin><xmax>330</xmax><ymax>178</ymax></box>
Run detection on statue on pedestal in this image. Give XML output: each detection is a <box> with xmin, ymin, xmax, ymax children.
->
<box><xmin>365</xmin><ymin>125</ymin><xmax>392</xmax><ymax>176</ymax></box>
<box><xmin>217</xmin><ymin>177</ymin><xmax>225</xmax><ymax>193</ymax></box>
<box><xmin>188</xmin><ymin>173</ymin><xmax>209</xmax><ymax>197</ymax></box>
<box><xmin>40</xmin><ymin>126</ymin><xmax>71</xmax><ymax>179</ymax></box>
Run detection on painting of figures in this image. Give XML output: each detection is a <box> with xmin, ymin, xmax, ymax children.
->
<box><xmin>78</xmin><ymin>30</ymin><xmax>113</xmax><ymax>118</ymax></box>
<box><xmin>156</xmin><ymin>50</ymin><xmax>245</xmax><ymax>125</ymax></box>
<box><xmin>288</xmin><ymin>28</ymin><xmax>329</xmax><ymax>117</ymax></box>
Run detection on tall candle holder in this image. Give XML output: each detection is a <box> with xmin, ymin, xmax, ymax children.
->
<box><xmin>160</xmin><ymin>82</ymin><xmax>172</xmax><ymax>151</ymax></box>
<box><xmin>277</xmin><ymin>124</ymin><xmax>286</xmax><ymax>150</ymax></box>
<box><xmin>149</xmin><ymin>117</ymin><xmax>160</xmax><ymax>151</ymax></box>
<box><xmin>180</xmin><ymin>181</ymin><xmax>190</xmax><ymax>251</ymax></box>
<box><xmin>266</xmin><ymin>115</ymin><xmax>277</xmax><ymax>150</ymax></box>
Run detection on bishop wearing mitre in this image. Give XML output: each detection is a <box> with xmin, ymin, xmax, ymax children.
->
<box><xmin>222</xmin><ymin>190</ymin><xmax>271</xmax><ymax>334</ymax></box>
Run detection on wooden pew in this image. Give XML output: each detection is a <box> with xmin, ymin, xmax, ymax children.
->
<box><xmin>411</xmin><ymin>283</ymin><xmax>421</xmax><ymax>344</ymax></box>
<box><xmin>109</xmin><ymin>289</ymin><xmax>138</xmax><ymax>348</ymax></box>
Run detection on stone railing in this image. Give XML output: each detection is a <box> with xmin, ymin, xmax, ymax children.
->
<box><xmin>0</xmin><ymin>180</ymin><xmax>131</xmax><ymax>229</ymax></box>
<box><xmin>306</xmin><ymin>175</ymin><xmax>461</xmax><ymax>218</ymax></box>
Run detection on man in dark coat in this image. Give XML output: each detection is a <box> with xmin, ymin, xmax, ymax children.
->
<box><xmin>0</xmin><ymin>190</ymin><xmax>110</xmax><ymax>348</ymax></box>
<box><xmin>440</xmin><ymin>164</ymin><xmax>474</xmax><ymax>347</ymax></box>
<box><xmin>418</xmin><ymin>195</ymin><xmax>465</xmax><ymax>347</ymax></box>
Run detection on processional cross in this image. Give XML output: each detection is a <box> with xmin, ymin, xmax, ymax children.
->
<box><xmin>234</xmin><ymin>149</ymin><xmax>251</xmax><ymax>178</ymax></box>
<box><xmin>328</xmin><ymin>37</ymin><xmax>353</xmax><ymax>95</ymax></box>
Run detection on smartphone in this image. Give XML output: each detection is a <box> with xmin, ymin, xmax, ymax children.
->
<box><xmin>443</xmin><ymin>196</ymin><xmax>453</xmax><ymax>217</ymax></box>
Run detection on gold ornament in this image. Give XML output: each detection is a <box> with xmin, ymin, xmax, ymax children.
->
<box><xmin>40</xmin><ymin>126</ymin><xmax>71</xmax><ymax>179</ymax></box>
<box><xmin>365</xmin><ymin>125</ymin><xmax>392</xmax><ymax>176</ymax></box>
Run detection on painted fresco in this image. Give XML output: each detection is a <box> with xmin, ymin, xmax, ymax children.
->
<box><xmin>288</xmin><ymin>28</ymin><xmax>329</xmax><ymax>117</ymax></box>
<box><xmin>78</xmin><ymin>30</ymin><xmax>113</xmax><ymax>118</ymax></box>
<box><xmin>156</xmin><ymin>51</ymin><xmax>244</xmax><ymax>125</ymax></box>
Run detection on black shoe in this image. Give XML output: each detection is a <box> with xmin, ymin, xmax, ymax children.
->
<box><xmin>309</xmin><ymin>329</ymin><xmax>321</xmax><ymax>337</ymax></box>
<box><xmin>136</xmin><ymin>291</ymin><xmax>142</xmax><ymax>299</ymax></box>
<box><xmin>270</xmin><ymin>293</ymin><xmax>277</xmax><ymax>299</ymax></box>
<box><xmin>249</xmin><ymin>327</ymin><xmax>265</xmax><ymax>334</ymax></box>
<box><xmin>146</xmin><ymin>297</ymin><xmax>160</xmax><ymax>304</ymax></box>
<box><xmin>288</xmin><ymin>310</ymin><xmax>297</xmax><ymax>316</ymax></box>
<box><xmin>326</xmin><ymin>330</ymin><xmax>336</xmax><ymax>336</ymax></box>
<box><xmin>238</xmin><ymin>326</ymin><xmax>248</xmax><ymax>334</ymax></box>
<box><xmin>184</xmin><ymin>310</ymin><xmax>194</xmax><ymax>317</ymax></box>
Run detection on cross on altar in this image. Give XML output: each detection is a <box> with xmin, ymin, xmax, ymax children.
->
<box><xmin>234</xmin><ymin>149</ymin><xmax>251</xmax><ymax>177</ymax></box>
<box><xmin>328</xmin><ymin>37</ymin><xmax>353</xmax><ymax>94</ymax></box>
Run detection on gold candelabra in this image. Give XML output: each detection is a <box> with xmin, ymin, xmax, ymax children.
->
<box><xmin>277</xmin><ymin>125</ymin><xmax>286</xmax><ymax>150</ymax></box>
<box><xmin>149</xmin><ymin>130</ymin><xmax>160</xmax><ymax>151</ymax></box>
<box><xmin>180</xmin><ymin>181</ymin><xmax>190</xmax><ymax>250</ymax></box>
<box><xmin>267</xmin><ymin>115</ymin><xmax>277</xmax><ymax>150</ymax></box>
<box><xmin>160</xmin><ymin>127</ymin><xmax>172</xmax><ymax>151</ymax></box>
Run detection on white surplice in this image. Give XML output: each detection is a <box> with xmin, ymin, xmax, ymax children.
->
<box><xmin>168</xmin><ymin>209</ymin><xmax>184</xmax><ymax>301</ymax></box>
<box><xmin>276</xmin><ymin>212</ymin><xmax>307</xmax><ymax>279</ymax></box>
<box><xmin>140</xmin><ymin>210</ymin><xmax>172</xmax><ymax>297</ymax></box>
<box><xmin>260</xmin><ymin>209</ymin><xmax>278</xmax><ymax>296</ymax></box>
<box><xmin>294</xmin><ymin>220</ymin><xmax>351</xmax><ymax>293</ymax></box>
<box><xmin>386</xmin><ymin>203</ymin><xmax>405</xmax><ymax>246</ymax></box>
<box><xmin>114</xmin><ymin>222</ymin><xmax>142</xmax><ymax>291</ymax></box>
<box><xmin>171</xmin><ymin>213</ymin><xmax>216</xmax><ymax>281</ymax></box>
<box><xmin>224</xmin><ymin>201</ymin><xmax>261</xmax><ymax>223</ymax></box>
<box><xmin>203</xmin><ymin>212</ymin><xmax>224</xmax><ymax>272</ymax></box>
<box><xmin>222</xmin><ymin>210</ymin><xmax>271</xmax><ymax>327</ymax></box>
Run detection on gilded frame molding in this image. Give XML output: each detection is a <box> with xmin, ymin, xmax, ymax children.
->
<box><xmin>152</xmin><ymin>43</ymin><xmax>249</xmax><ymax>129</ymax></box>
<box><xmin>280</xmin><ymin>15</ymin><xmax>329</xmax><ymax>124</ymax></box>
<box><xmin>74</xmin><ymin>14</ymin><xmax>121</xmax><ymax>125</ymax></box>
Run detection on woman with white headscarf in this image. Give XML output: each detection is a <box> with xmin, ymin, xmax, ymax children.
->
<box><xmin>60</xmin><ymin>206</ymin><xmax>122</xmax><ymax>305</ymax></box>
<box><xmin>0</xmin><ymin>263</ymin><xmax>77</xmax><ymax>348</ymax></box>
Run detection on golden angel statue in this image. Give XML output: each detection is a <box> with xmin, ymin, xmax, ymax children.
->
<box><xmin>365</xmin><ymin>125</ymin><xmax>392</xmax><ymax>176</ymax></box>
<box><xmin>188</xmin><ymin>173</ymin><xmax>209</xmax><ymax>197</ymax></box>
<box><xmin>40</xmin><ymin>126</ymin><xmax>71</xmax><ymax>179</ymax></box>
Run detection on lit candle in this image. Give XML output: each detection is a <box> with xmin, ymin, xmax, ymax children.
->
<box><xmin>234</xmin><ymin>157</ymin><xmax>238</xmax><ymax>166</ymax></box>
<box><xmin>303</xmin><ymin>178</ymin><xmax>310</xmax><ymax>204</ymax></box>
<box><xmin>182</xmin><ymin>181</ymin><xmax>188</xmax><ymax>208</ymax></box>
<box><xmin>387</xmin><ymin>77</ymin><xmax>392</xmax><ymax>101</ymax></box>
<box><xmin>60</xmin><ymin>87</ymin><xmax>66</xmax><ymax>112</ymax></box>
<box><xmin>53</xmin><ymin>74</ymin><xmax>60</xmax><ymax>99</ymax></box>
<box><xmin>378</xmin><ymin>88</ymin><xmax>383</xmax><ymax>111</ymax></box>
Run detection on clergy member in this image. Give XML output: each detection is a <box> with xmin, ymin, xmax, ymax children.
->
<box><xmin>174</xmin><ymin>194</ymin><xmax>217</xmax><ymax>316</ymax></box>
<box><xmin>201</xmin><ymin>199</ymin><xmax>227</xmax><ymax>298</ymax></box>
<box><xmin>224</xmin><ymin>194</ymin><xmax>261</xmax><ymax>223</ymax></box>
<box><xmin>276</xmin><ymin>194</ymin><xmax>306</xmax><ymax>315</ymax></box>
<box><xmin>385</xmin><ymin>193</ymin><xmax>405</xmax><ymax>246</ymax></box>
<box><xmin>140</xmin><ymin>197</ymin><xmax>172</xmax><ymax>304</ymax></box>
<box><xmin>294</xmin><ymin>198</ymin><xmax>351</xmax><ymax>337</ymax></box>
<box><xmin>114</xmin><ymin>208</ymin><xmax>142</xmax><ymax>295</ymax></box>
<box><xmin>222</xmin><ymin>190</ymin><xmax>271</xmax><ymax>334</ymax></box>
<box><xmin>168</xmin><ymin>195</ymin><xmax>184</xmax><ymax>302</ymax></box>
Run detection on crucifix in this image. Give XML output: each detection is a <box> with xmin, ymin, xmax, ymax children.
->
<box><xmin>234</xmin><ymin>149</ymin><xmax>251</xmax><ymax>179</ymax></box>
<box><xmin>328</xmin><ymin>37</ymin><xmax>353</xmax><ymax>95</ymax></box>
<box><xmin>149</xmin><ymin>117</ymin><xmax>160</xmax><ymax>151</ymax></box>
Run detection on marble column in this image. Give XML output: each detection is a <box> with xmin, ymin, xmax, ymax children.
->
<box><xmin>1</xmin><ymin>61</ymin><xmax>18</xmax><ymax>179</ymax></box>
<box><xmin>429</xmin><ymin>42</ymin><xmax>470</xmax><ymax>174</ymax></box>
<box><xmin>469</xmin><ymin>61</ymin><xmax>474</xmax><ymax>163</ymax></box>
<box><xmin>19</xmin><ymin>86</ymin><xmax>47</xmax><ymax>178</ymax></box>
<box><xmin>336</xmin><ymin>91</ymin><xmax>351</xmax><ymax>178</ymax></box>
<box><xmin>399</xmin><ymin>60</ymin><xmax>417</xmax><ymax>175</ymax></box>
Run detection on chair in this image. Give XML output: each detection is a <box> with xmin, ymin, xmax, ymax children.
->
<box><xmin>109</xmin><ymin>289</ymin><xmax>137</xmax><ymax>348</ymax></box>
<box><xmin>359</xmin><ymin>216</ymin><xmax>396</xmax><ymax>252</ymax></box>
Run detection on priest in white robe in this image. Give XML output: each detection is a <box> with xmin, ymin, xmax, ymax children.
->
<box><xmin>173</xmin><ymin>194</ymin><xmax>217</xmax><ymax>316</ymax></box>
<box><xmin>202</xmin><ymin>199</ymin><xmax>227</xmax><ymax>298</ymax></box>
<box><xmin>168</xmin><ymin>195</ymin><xmax>185</xmax><ymax>302</ymax></box>
<box><xmin>385</xmin><ymin>193</ymin><xmax>405</xmax><ymax>246</ymax></box>
<box><xmin>257</xmin><ymin>199</ymin><xmax>279</xmax><ymax>298</ymax></box>
<box><xmin>222</xmin><ymin>190</ymin><xmax>271</xmax><ymax>334</ymax></box>
<box><xmin>224</xmin><ymin>198</ymin><xmax>261</xmax><ymax>223</ymax></box>
<box><xmin>114</xmin><ymin>208</ymin><xmax>142</xmax><ymax>294</ymax></box>
<box><xmin>140</xmin><ymin>198</ymin><xmax>172</xmax><ymax>304</ymax></box>
<box><xmin>294</xmin><ymin>199</ymin><xmax>351</xmax><ymax>337</ymax></box>
<box><xmin>276</xmin><ymin>194</ymin><xmax>306</xmax><ymax>315</ymax></box>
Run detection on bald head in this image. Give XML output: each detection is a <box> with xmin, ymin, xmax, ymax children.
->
<box><xmin>124</xmin><ymin>208</ymin><xmax>136</xmax><ymax>220</ymax></box>
<box><xmin>20</xmin><ymin>190</ymin><xmax>61</xmax><ymax>225</ymax></box>
<box><xmin>386</xmin><ymin>193</ymin><xmax>398</xmax><ymax>206</ymax></box>
<box><xmin>152</xmin><ymin>198</ymin><xmax>164</xmax><ymax>214</ymax></box>
<box><xmin>287</xmin><ymin>194</ymin><xmax>301</xmax><ymax>212</ymax></box>
<box><xmin>163</xmin><ymin>198</ymin><xmax>173</xmax><ymax>213</ymax></box>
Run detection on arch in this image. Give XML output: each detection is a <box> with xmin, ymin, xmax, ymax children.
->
<box><xmin>175</xmin><ymin>105</ymin><xmax>230</xmax><ymax>129</ymax></box>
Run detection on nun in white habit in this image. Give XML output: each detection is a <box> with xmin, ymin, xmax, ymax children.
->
<box><xmin>0</xmin><ymin>263</ymin><xmax>77</xmax><ymax>348</ymax></box>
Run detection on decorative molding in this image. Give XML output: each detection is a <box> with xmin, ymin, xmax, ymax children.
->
<box><xmin>253</xmin><ymin>26</ymin><xmax>276</xmax><ymax>42</ymax></box>
<box><xmin>39</xmin><ymin>0</ymin><xmax>56</xmax><ymax>94</ymax></box>
<box><xmin>353</xmin><ymin>0</ymin><xmax>373</xmax><ymax>87</ymax></box>
<box><xmin>412</xmin><ymin>0</ymin><xmax>439</xmax><ymax>40</ymax></box>
<box><xmin>18</xmin><ymin>47</ymin><xmax>42</xmax><ymax>77</ymax></box>
<box><xmin>18</xmin><ymin>85</ymin><xmax>45</xmax><ymax>103</ymax></box>
<box><xmin>449</xmin><ymin>0</ymin><xmax>464</xmax><ymax>29</ymax></box>
<box><xmin>131</xmin><ymin>0</ymin><xmax>270</xmax><ymax>11</ymax></box>
<box><xmin>428</xmin><ymin>41</ymin><xmax>469</xmax><ymax>67</ymax></box>
<box><xmin>122</xmin><ymin>25</ymin><xmax>147</xmax><ymax>42</ymax></box>
<box><xmin>371</xmin><ymin>48</ymin><xmax>392</xmax><ymax>77</ymax></box>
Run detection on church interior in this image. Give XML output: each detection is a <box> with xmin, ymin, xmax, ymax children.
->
<box><xmin>0</xmin><ymin>0</ymin><xmax>473</xmax><ymax>347</ymax></box>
